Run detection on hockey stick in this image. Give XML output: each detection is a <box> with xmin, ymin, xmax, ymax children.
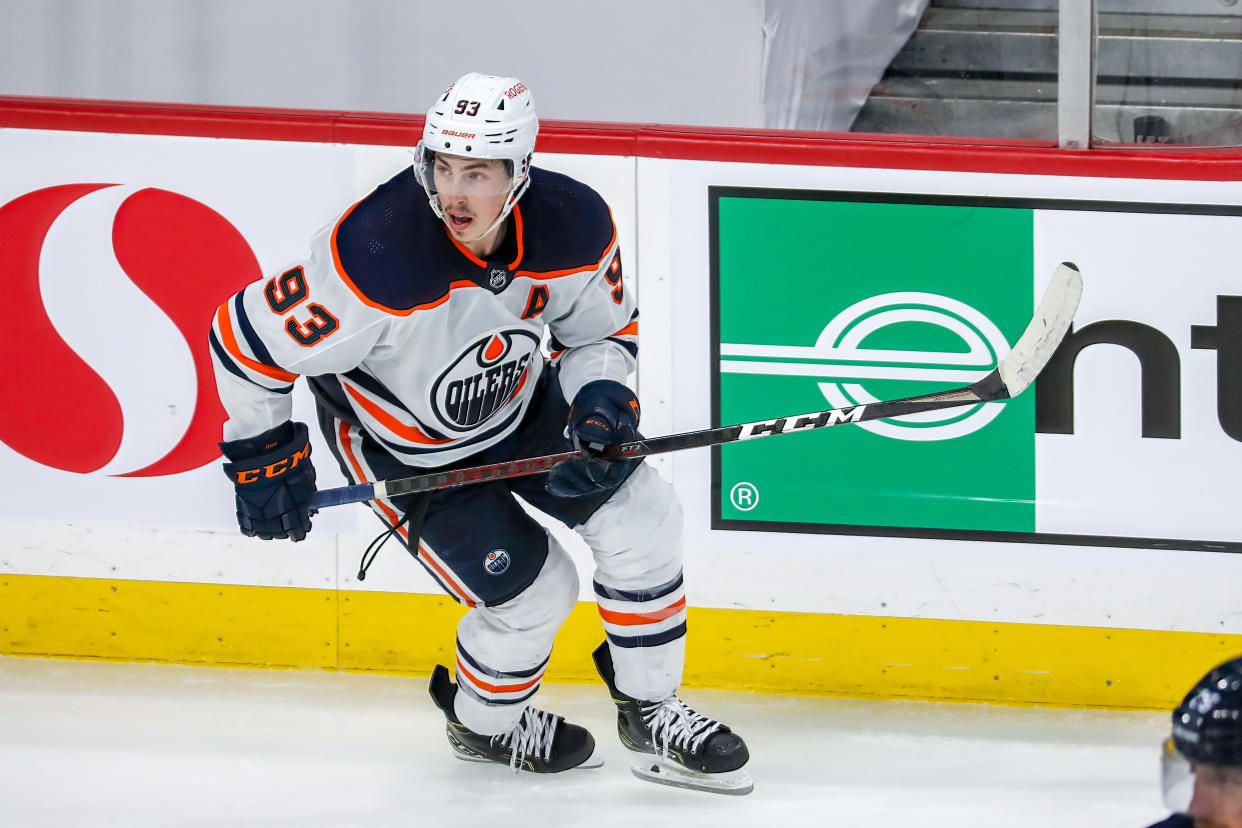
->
<box><xmin>309</xmin><ymin>262</ymin><xmax>1082</xmax><ymax>509</ymax></box>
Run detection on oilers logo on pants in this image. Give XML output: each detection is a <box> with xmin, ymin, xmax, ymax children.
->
<box><xmin>484</xmin><ymin>549</ymin><xmax>511</xmax><ymax>575</ymax></box>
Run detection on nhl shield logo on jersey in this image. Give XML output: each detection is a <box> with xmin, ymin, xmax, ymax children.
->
<box><xmin>430</xmin><ymin>329</ymin><xmax>541</xmax><ymax>432</ymax></box>
<box><xmin>483</xmin><ymin>549</ymin><xmax>511</xmax><ymax>575</ymax></box>
<box><xmin>488</xmin><ymin>267</ymin><xmax>509</xmax><ymax>291</ymax></box>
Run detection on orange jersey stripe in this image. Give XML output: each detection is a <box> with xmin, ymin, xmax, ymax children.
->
<box><xmin>338</xmin><ymin>421</ymin><xmax>409</xmax><ymax>540</ymax></box>
<box><xmin>376</xmin><ymin>500</ymin><xmax>404</xmax><ymax>536</ymax></box>
<box><xmin>338</xmin><ymin>422</ymin><xmax>367</xmax><ymax>481</ymax></box>
<box><xmin>611</xmin><ymin>321</ymin><xmax>638</xmax><ymax>337</ymax></box>
<box><xmin>515</xmin><ymin>210</ymin><xmax>618</xmax><ymax>282</ymax></box>
<box><xmin>338</xmin><ymin>420</ymin><xmax>468</xmax><ymax>604</ymax></box>
<box><xmin>447</xmin><ymin>232</ymin><xmax>485</xmax><ymax>267</ymax></box>
<box><xmin>215</xmin><ymin>302</ymin><xmax>298</xmax><ymax>383</ymax></box>
<box><xmin>343</xmin><ymin>383</ymin><xmax>453</xmax><ymax>445</ymax></box>
<box><xmin>444</xmin><ymin>203</ymin><xmax>527</xmax><ymax>270</ymax></box>
<box><xmin>329</xmin><ymin>198</ymin><xmax>479</xmax><ymax>316</ymax></box>
<box><xmin>597</xmin><ymin>597</ymin><xmax>687</xmax><ymax>627</ymax></box>
<box><xmin>455</xmin><ymin>658</ymin><xmax>544</xmax><ymax>695</ymax></box>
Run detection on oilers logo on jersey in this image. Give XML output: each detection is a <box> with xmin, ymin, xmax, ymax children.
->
<box><xmin>432</xmin><ymin>329</ymin><xmax>540</xmax><ymax>432</ymax></box>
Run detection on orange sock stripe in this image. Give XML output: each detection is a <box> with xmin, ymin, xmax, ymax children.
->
<box><xmin>597</xmin><ymin>596</ymin><xmax>687</xmax><ymax>626</ymax></box>
<box><xmin>455</xmin><ymin>658</ymin><xmax>545</xmax><ymax>695</ymax></box>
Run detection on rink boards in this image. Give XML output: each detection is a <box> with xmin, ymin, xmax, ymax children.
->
<box><xmin>2</xmin><ymin>99</ymin><xmax>1241</xmax><ymax>708</ymax></box>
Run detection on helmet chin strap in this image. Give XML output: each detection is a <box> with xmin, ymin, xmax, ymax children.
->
<box><xmin>449</xmin><ymin>209</ymin><xmax>509</xmax><ymax>246</ymax></box>
<box><xmin>438</xmin><ymin>175</ymin><xmax>528</xmax><ymax>247</ymax></box>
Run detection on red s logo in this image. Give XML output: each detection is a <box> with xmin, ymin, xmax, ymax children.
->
<box><xmin>0</xmin><ymin>184</ymin><xmax>260</xmax><ymax>476</ymax></box>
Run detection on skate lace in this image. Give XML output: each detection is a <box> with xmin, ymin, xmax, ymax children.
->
<box><xmin>491</xmin><ymin>706</ymin><xmax>560</xmax><ymax>771</ymax></box>
<box><xmin>639</xmin><ymin>696</ymin><xmax>722</xmax><ymax>759</ymax></box>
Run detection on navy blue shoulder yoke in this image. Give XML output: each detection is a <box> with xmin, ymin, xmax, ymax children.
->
<box><xmin>332</xmin><ymin>167</ymin><xmax>467</xmax><ymax>312</ymax></box>
<box><xmin>514</xmin><ymin>167</ymin><xmax>616</xmax><ymax>275</ymax></box>
<box><xmin>331</xmin><ymin>165</ymin><xmax>617</xmax><ymax>310</ymax></box>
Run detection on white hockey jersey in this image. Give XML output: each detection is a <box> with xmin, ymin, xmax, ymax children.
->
<box><xmin>210</xmin><ymin>166</ymin><xmax>638</xmax><ymax>468</ymax></box>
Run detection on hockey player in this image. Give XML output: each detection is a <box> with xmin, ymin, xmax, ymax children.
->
<box><xmin>1147</xmin><ymin>655</ymin><xmax>1242</xmax><ymax>827</ymax></box>
<box><xmin>210</xmin><ymin>71</ymin><xmax>751</xmax><ymax>794</ymax></box>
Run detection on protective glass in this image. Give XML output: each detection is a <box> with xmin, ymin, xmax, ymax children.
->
<box><xmin>415</xmin><ymin>146</ymin><xmax>514</xmax><ymax>202</ymax></box>
<box><xmin>1162</xmin><ymin>737</ymin><xmax>1242</xmax><ymax>815</ymax></box>
<box><xmin>1162</xmin><ymin>738</ymin><xmax>1195</xmax><ymax>813</ymax></box>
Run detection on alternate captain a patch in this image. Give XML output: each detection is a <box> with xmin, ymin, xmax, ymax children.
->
<box><xmin>522</xmin><ymin>285</ymin><xmax>549</xmax><ymax>319</ymax></box>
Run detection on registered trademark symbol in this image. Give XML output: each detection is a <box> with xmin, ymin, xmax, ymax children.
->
<box><xmin>730</xmin><ymin>482</ymin><xmax>759</xmax><ymax>511</ymax></box>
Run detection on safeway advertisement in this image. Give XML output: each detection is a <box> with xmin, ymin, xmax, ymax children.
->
<box><xmin>0</xmin><ymin>129</ymin><xmax>361</xmax><ymax>527</ymax></box>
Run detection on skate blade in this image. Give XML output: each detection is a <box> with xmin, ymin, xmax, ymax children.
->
<box><xmin>629</xmin><ymin>759</ymin><xmax>754</xmax><ymax>796</ymax></box>
<box><xmin>452</xmin><ymin>749</ymin><xmax>604</xmax><ymax>771</ymax></box>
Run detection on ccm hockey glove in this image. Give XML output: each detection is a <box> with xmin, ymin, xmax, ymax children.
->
<box><xmin>547</xmin><ymin>379</ymin><xmax>642</xmax><ymax>498</ymax></box>
<box><xmin>220</xmin><ymin>421</ymin><xmax>318</xmax><ymax>541</ymax></box>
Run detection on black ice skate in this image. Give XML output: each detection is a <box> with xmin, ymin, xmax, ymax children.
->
<box><xmin>427</xmin><ymin>664</ymin><xmax>600</xmax><ymax>773</ymax></box>
<box><xmin>592</xmin><ymin>642</ymin><xmax>753</xmax><ymax>795</ymax></box>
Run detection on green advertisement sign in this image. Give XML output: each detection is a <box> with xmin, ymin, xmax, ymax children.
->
<box><xmin>712</xmin><ymin>188</ymin><xmax>1036</xmax><ymax>537</ymax></box>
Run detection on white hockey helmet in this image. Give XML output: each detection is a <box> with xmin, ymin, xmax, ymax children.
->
<box><xmin>413</xmin><ymin>72</ymin><xmax>539</xmax><ymax>237</ymax></box>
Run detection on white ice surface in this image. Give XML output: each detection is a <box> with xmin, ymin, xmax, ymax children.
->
<box><xmin>0</xmin><ymin>656</ymin><xmax>1172</xmax><ymax>828</ymax></box>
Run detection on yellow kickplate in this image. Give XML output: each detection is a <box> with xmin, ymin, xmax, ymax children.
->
<box><xmin>1</xmin><ymin>573</ymin><xmax>337</xmax><ymax>667</ymax></box>
<box><xmin>4</xmin><ymin>573</ymin><xmax>1239</xmax><ymax>709</ymax></box>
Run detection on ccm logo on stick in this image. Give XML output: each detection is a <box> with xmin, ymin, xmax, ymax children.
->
<box><xmin>739</xmin><ymin>406</ymin><xmax>868</xmax><ymax>440</ymax></box>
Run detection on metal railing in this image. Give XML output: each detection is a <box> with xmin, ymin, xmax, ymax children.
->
<box><xmin>854</xmin><ymin>0</ymin><xmax>1242</xmax><ymax>148</ymax></box>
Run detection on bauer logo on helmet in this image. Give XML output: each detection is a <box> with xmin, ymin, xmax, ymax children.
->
<box><xmin>412</xmin><ymin>71</ymin><xmax>539</xmax><ymax>243</ymax></box>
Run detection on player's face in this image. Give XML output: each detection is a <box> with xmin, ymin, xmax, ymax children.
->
<box><xmin>1187</xmin><ymin>763</ymin><xmax>1242</xmax><ymax>828</ymax></box>
<box><xmin>432</xmin><ymin>155</ymin><xmax>511</xmax><ymax>242</ymax></box>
